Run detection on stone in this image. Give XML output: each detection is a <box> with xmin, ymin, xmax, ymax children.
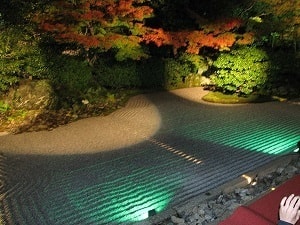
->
<box><xmin>4</xmin><ymin>79</ymin><xmax>56</xmax><ymax>110</ymax></box>
<box><xmin>158</xmin><ymin>158</ymin><xmax>300</xmax><ymax>225</ymax></box>
<box><xmin>177</xmin><ymin>210</ymin><xmax>186</xmax><ymax>218</ymax></box>
<box><xmin>171</xmin><ymin>215</ymin><xmax>185</xmax><ymax>224</ymax></box>
<box><xmin>200</xmin><ymin>76</ymin><xmax>211</xmax><ymax>86</ymax></box>
<box><xmin>276</xmin><ymin>167</ymin><xmax>285</xmax><ymax>175</ymax></box>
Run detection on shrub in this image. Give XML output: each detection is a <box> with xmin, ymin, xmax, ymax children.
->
<box><xmin>178</xmin><ymin>53</ymin><xmax>209</xmax><ymax>74</ymax></box>
<box><xmin>0</xmin><ymin>26</ymin><xmax>48</xmax><ymax>93</ymax></box>
<box><xmin>265</xmin><ymin>50</ymin><xmax>300</xmax><ymax>97</ymax></box>
<box><xmin>48</xmin><ymin>55</ymin><xmax>93</xmax><ymax>103</ymax></box>
<box><xmin>0</xmin><ymin>75</ymin><xmax>19</xmax><ymax>93</ymax></box>
<box><xmin>0</xmin><ymin>101</ymin><xmax>10</xmax><ymax>113</ymax></box>
<box><xmin>137</xmin><ymin>58</ymin><xmax>165</xmax><ymax>88</ymax></box>
<box><xmin>163</xmin><ymin>58</ymin><xmax>194</xmax><ymax>89</ymax></box>
<box><xmin>94</xmin><ymin>59</ymin><xmax>140</xmax><ymax>88</ymax></box>
<box><xmin>94</xmin><ymin>56</ymin><xmax>199</xmax><ymax>90</ymax></box>
<box><xmin>210</xmin><ymin>46</ymin><xmax>270</xmax><ymax>95</ymax></box>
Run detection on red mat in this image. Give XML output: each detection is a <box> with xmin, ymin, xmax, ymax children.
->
<box><xmin>219</xmin><ymin>174</ymin><xmax>300</xmax><ymax>225</ymax></box>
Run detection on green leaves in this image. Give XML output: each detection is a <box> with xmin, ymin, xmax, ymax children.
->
<box><xmin>0</xmin><ymin>26</ymin><xmax>48</xmax><ymax>93</ymax></box>
<box><xmin>211</xmin><ymin>47</ymin><xmax>270</xmax><ymax>95</ymax></box>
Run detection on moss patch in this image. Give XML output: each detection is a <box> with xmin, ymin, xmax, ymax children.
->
<box><xmin>202</xmin><ymin>91</ymin><xmax>274</xmax><ymax>104</ymax></box>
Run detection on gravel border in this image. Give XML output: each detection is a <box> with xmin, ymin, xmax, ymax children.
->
<box><xmin>137</xmin><ymin>154</ymin><xmax>300</xmax><ymax>225</ymax></box>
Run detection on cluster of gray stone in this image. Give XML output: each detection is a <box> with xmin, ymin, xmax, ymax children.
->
<box><xmin>158</xmin><ymin>155</ymin><xmax>300</xmax><ymax>225</ymax></box>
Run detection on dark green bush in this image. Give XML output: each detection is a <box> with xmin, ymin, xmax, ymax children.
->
<box><xmin>178</xmin><ymin>53</ymin><xmax>208</xmax><ymax>74</ymax></box>
<box><xmin>268</xmin><ymin>50</ymin><xmax>300</xmax><ymax>77</ymax></box>
<box><xmin>94</xmin><ymin>56</ymin><xmax>194</xmax><ymax>90</ymax></box>
<box><xmin>163</xmin><ymin>58</ymin><xmax>194</xmax><ymax>89</ymax></box>
<box><xmin>48</xmin><ymin>55</ymin><xmax>93</xmax><ymax>103</ymax></box>
<box><xmin>210</xmin><ymin>46</ymin><xmax>270</xmax><ymax>95</ymax></box>
<box><xmin>136</xmin><ymin>56</ymin><xmax>196</xmax><ymax>89</ymax></box>
<box><xmin>265</xmin><ymin>50</ymin><xmax>300</xmax><ymax>97</ymax></box>
<box><xmin>94</xmin><ymin>59</ymin><xmax>140</xmax><ymax>88</ymax></box>
<box><xmin>0</xmin><ymin>26</ymin><xmax>48</xmax><ymax>93</ymax></box>
<box><xmin>137</xmin><ymin>58</ymin><xmax>165</xmax><ymax>88</ymax></box>
<box><xmin>0</xmin><ymin>75</ymin><xmax>19</xmax><ymax>93</ymax></box>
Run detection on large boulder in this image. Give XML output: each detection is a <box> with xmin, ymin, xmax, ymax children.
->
<box><xmin>4</xmin><ymin>79</ymin><xmax>56</xmax><ymax>110</ymax></box>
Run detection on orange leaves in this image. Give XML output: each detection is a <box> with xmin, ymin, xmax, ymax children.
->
<box><xmin>112</xmin><ymin>0</ymin><xmax>153</xmax><ymax>21</ymax></box>
<box><xmin>118</xmin><ymin>0</ymin><xmax>134</xmax><ymax>12</ymax></box>
<box><xmin>41</xmin><ymin>23</ymin><xmax>67</xmax><ymax>32</ymax></box>
<box><xmin>132</xmin><ymin>6</ymin><xmax>153</xmax><ymax>20</ymax></box>
<box><xmin>214</xmin><ymin>33</ymin><xmax>237</xmax><ymax>50</ymax></box>
<box><xmin>185</xmin><ymin>32</ymin><xmax>236</xmax><ymax>53</ymax></box>
<box><xmin>202</xmin><ymin>18</ymin><xmax>243</xmax><ymax>35</ymax></box>
<box><xmin>143</xmin><ymin>28</ymin><xmax>172</xmax><ymax>47</ymax></box>
<box><xmin>71</xmin><ymin>10</ymin><xmax>105</xmax><ymax>22</ymax></box>
<box><xmin>143</xmin><ymin>26</ymin><xmax>247</xmax><ymax>55</ymax></box>
<box><xmin>236</xmin><ymin>33</ymin><xmax>255</xmax><ymax>46</ymax></box>
<box><xmin>223</xmin><ymin>19</ymin><xmax>243</xmax><ymax>32</ymax></box>
<box><xmin>36</xmin><ymin>0</ymin><xmax>250</xmax><ymax>57</ymax></box>
<box><xmin>142</xmin><ymin>17</ymin><xmax>246</xmax><ymax>54</ymax></box>
<box><xmin>58</xmin><ymin>33</ymin><xmax>100</xmax><ymax>48</ymax></box>
<box><xmin>35</xmin><ymin>0</ymin><xmax>154</xmax><ymax>51</ymax></box>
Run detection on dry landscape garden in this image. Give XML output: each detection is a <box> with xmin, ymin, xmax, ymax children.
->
<box><xmin>0</xmin><ymin>1</ymin><xmax>300</xmax><ymax>225</ymax></box>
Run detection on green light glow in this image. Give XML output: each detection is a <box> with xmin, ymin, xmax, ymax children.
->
<box><xmin>50</xmin><ymin>172</ymin><xmax>182</xmax><ymax>224</ymax></box>
<box><xmin>184</xmin><ymin>117</ymin><xmax>299</xmax><ymax>155</ymax></box>
<box><xmin>103</xmin><ymin>189</ymin><xmax>173</xmax><ymax>222</ymax></box>
<box><xmin>68</xmin><ymin>184</ymin><xmax>174</xmax><ymax>224</ymax></box>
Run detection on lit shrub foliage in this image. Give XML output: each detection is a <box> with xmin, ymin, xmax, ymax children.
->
<box><xmin>48</xmin><ymin>55</ymin><xmax>94</xmax><ymax>103</ymax></box>
<box><xmin>94</xmin><ymin>58</ymin><xmax>140</xmax><ymax>89</ymax></box>
<box><xmin>211</xmin><ymin>47</ymin><xmax>270</xmax><ymax>96</ymax></box>
<box><xmin>163</xmin><ymin>58</ymin><xmax>193</xmax><ymax>89</ymax></box>
<box><xmin>94</xmin><ymin>56</ymin><xmax>195</xmax><ymax>90</ymax></box>
<box><xmin>0</xmin><ymin>26</ymin><xmax>48</xmax><ymax>93</ymax></box>
<box><xmin>178</xmin><ymin>53</ymin><xmax>207</xmax><ymax>74</ymax></box>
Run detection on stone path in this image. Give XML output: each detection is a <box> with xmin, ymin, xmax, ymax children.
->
<box><xmin>0</xmin><ymin>87</ymin><xmax>299</xmax><ymax>225</ymax></box>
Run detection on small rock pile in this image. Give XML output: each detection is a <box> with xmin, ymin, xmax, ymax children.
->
<box><xmin>158</xmin><ymin>156</ymin><xmax>300</xmax><ymax>225</ymax></box>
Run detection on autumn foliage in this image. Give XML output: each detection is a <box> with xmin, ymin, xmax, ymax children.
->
<box><xmin>35</xmin><ymin>0</ymin><xmax>255</xmax><ymax>60</ymax></box>
<box><xmin>36</xmin><ymin>0</ymin><xmax>153</xmax><ymax>50</ymax></box>
<box><xmin>142</xmin><ymin>18</ymin><xmax>253</xmax><ymax>54</ymax></box>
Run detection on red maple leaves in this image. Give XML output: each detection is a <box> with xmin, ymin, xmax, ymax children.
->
<box><xmin>36</xmin><ymin>0</ymin><xmax>253</xmax><ymax>55</ymax></box>
<box><xmin>143</xmin><ymin>18</ymin><xmax>249</xmax><ymax>54</ymax></box>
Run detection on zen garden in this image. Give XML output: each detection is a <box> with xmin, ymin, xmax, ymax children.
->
<box><xmin>1</xmin><ymin>1</ymin><xmax>300</xmax><ymax>225</ymax></box>
<box><xmin>0</xmin><ymin>0</ymin><xmax>299</xmax><ymax>132</ymax></box>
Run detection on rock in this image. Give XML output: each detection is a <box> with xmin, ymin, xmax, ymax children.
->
<box><xmin>200</xmin><ymin>76</ymin><xmax>211</xmax><ymax>86</ymax></box>
<box><xmin>276</xmin><ymin>167</ymin><xmax>285</xmax><ymax>175</ymax></box>
<box><xmin>228</xmin><ymin>202</ymin><xmax>242</xmax><ymax>211</ymax></box>
<box><xmin>235</xmin><ymin>188</ymin><xmax>249</xmax><ymax>197</ymax></box>
<box><xmin>171</xmin><ymin>215</ymin><xmax>185</xmax><ymax>224</ymax></box>
<box><xmin>185</xmin><ymin>214</ymin><xmax>195</xmax><ymax>223</ymax></box>
<box><xmin>285</xmin><ymin>165</ymin><xmax>298</xmax><ymax>174</ymax></box>
<box><xmin>145</xmin><ymin>158</ymin><xmax>300</xmax><ymax>225</ymax></box>
<box><xmin>177</xmin><ymin>210</ymin><xmax>186</xmax><ymax>218</ymax></box>
<box><xmin>198</xmin><ymin>208</ymin><xmax>205</xmax><ymax>217</ymax></box>
<box><xmin>4</xmin><ymin>79</ymin><xmax>56</xmax><ymax>110</ymax></box>
<box><xmin>241</xmin><ymin>195</ymin><xmax>253</xmax><ymax>202</ymax></box>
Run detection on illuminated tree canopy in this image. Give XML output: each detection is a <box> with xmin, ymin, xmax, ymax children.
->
<box><xmin>0</xmin><ymin>0</ymin><xmax>299</xmax><ymax>95</ymax></box>
<box><xmin>33</xmin><ymin>0</ymin><xmax>258</xmax><ymax>61</ymax></box>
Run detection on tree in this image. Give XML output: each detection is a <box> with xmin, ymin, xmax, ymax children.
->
<box><xmin>34</xmin><ymin>0</ymin><xmax>256</xmax><ymax>62</ymax></box>
<box><xmin>35</xmin><ymin>0</ymin><xmax>154</xmax><ymax>62</ymax></box>
<box><xmin>236</xmin><ymin>0</ymin><xmax>299</xmax><ymax>49</ymax></box>
<box><xmin>142</xmin><ymin>18</ymin><xmax>253</xmax><ymax>54</ymax></box>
